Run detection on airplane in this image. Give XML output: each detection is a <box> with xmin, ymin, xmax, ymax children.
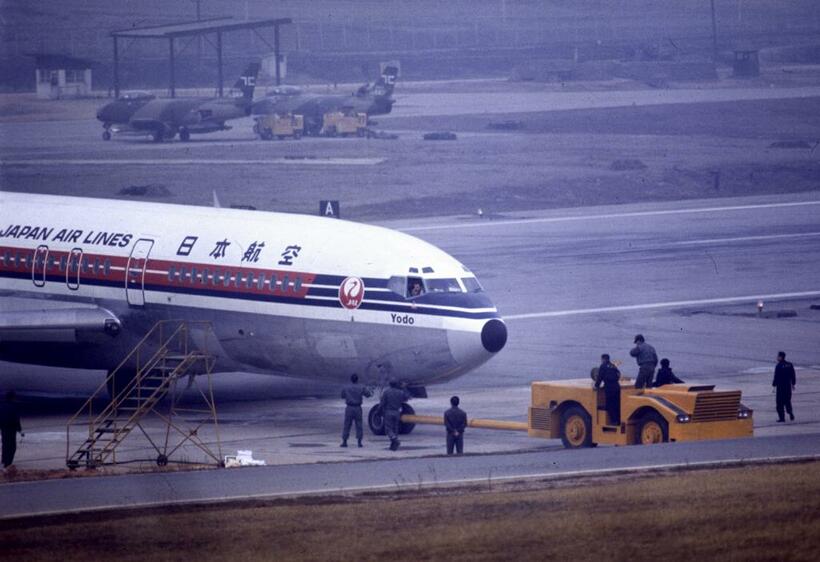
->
<box><xmin>251</xmin><ymin>64</ymin><xmax>399</xmax><ymax>135</ymax></box>
<box><xmin>96</xmin><ymin>63</ymin><xmax>261</xmax><ymax>143</ymax></box>
<box><xmin>0</xmin><ymin>192</ymin><xmax>507</xmax><ymax>432</ymax></box>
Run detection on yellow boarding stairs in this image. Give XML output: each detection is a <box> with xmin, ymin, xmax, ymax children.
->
<box><xmin>66</xmin><ymin>320</ymin><xmax>222</xmax><ymax>469</ymax></box>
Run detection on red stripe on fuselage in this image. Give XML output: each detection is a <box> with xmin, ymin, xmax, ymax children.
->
<box><xmin>0</xmin><ymin>245</ymin><xmax>317</xmax><ymax>299</ymax></box>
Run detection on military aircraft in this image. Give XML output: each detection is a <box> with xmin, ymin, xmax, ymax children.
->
<box><xmin>251</xmin><ymin>64</ymin><xmax>399</xmax><ymax>135</ymax></box>
<box><xmin>0</xmin><ymin>192</ymin><xmax>507</xmax><ymax>431</ymax></box>
<box><xmin>96</xmin><ymin>63</ymin><xmax>260</xmax><ymax>142</ymax></box>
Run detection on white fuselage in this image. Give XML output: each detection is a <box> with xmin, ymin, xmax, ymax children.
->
<box><xmin>0</xmin><ymin>193</ymin><xmax>506</xmax><ymax>388</ymax></box>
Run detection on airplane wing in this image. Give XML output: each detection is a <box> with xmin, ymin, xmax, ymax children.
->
<box><xmin>0</xmin><ymin>306</ymin><xmax>121</xmax><ymax>341</ymax></box>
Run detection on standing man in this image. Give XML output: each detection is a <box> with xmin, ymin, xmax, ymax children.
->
<box><xmin>594</xmin><ymin>354</ymin><xmax>622</xmax><ymax>425</ymax></box>
<box><xmin>773</xmin><ymin>351</ymin><xmax>796</xmax><ymax>422</ymax></box>
<box><xmin>0</xmin><ymin>391</ymin><xmax>23</xmax><ymax>472</ymax></box>
<box><xmin>444</xmin><ymin>396</ymin><xmax>468</xmax><ymax>455</ymax></box>
<box><xmin>340</xmin><ymin>373</ymin><xmax>372</xmax><ymax>448</ymax></box>
<box><xmin>630</xmin><ymin>334</ymin><xmax>658</xmax><ymax>389</ymax></box>
<box><xmin>380</xmin><ymin>379</ymin><xmax>410</xmax><ymax>451</ymax></box>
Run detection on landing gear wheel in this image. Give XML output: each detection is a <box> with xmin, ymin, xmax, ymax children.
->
<box><xmin>179</xmin><ymin>128</ymin><xmax>190</xmax><ymax>141</ymax></box>
<box><xmin>368</xmin><ymin>404</ymin><xmax>386</xmax><ymax>435</ymax></box>
<box><xmin>152</xmin><ymin>129</ymin><xmax>163</xmax><ymax>143</ymax></box>
<box><xmin>560</xmin><ymin>405</ymin><xmax>593</xmax><ymax>449</ymax></box>
<box><xmin>399</xmin><ymin>403</ymin><xmax>416</xmax><ymax>435</ymax></box>
<box><xmin>293</xmin><ymin>131</ymin><xmax>302</xmax><ymax>140</ymax></box>
<box><xmin>102</xmin><ymin>130</ymin><xmax>111</xmax><ymax>141</ymax></box>
<box><xmin>156</xmin><ymin>454</ymin><xmax>168</xmax><ymax>467</ymax></box>
<box><xmin>261</xmin><ymin>129</ymin><xmax>273</xmax><ymax>141</ymax></box>
<box><xmin>637</xmin><ymin>411</ymin><xmax>669</xmax><ymax>445</ymax></box>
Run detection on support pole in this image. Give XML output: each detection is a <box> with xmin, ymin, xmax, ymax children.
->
<box><xmin>274</xmin><ymin>23</ymin><xmax>281</xmax><ymax>86</ymax></box>
<box><xmin>169</xmin><ymin>37</ymin><xmax>176</xmax><ymax>98</ymax></box>
<box><xmin>216</xmin><ymin>31</ymin><xmax>223</xmax><ymax>97</ymax></box>
<box><xmin>112</xmin><ymin>36</ymin><xmax>120</xmax><ymax>98</ymax></box>
<box><xmin>710</xmin><ymin>0</ymin><xmax>719</xmax><ymax>63</ymax></box>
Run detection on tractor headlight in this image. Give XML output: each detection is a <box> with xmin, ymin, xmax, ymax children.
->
<box><xmin>676</xmin><ymin>414</ymin><xmax>690</xmax><ymax>423</ymax></box>
<box><xmin>738</xmin><ymin>409</ymin><xmax>752</xmax><ymax>419</ymax></box>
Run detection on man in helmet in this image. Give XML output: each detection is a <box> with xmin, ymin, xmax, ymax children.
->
<box><xmin>380</xmin><ymin>380</ymin><xmax>410</xmax><ymax>451</ymax></box>
<box><xmin>340</xmin><ymin>373</ymin><xmax>372</xmax><ymax>448</ymax></box>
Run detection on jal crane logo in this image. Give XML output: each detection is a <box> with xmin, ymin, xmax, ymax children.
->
<box><xmin>339</xmin><ymin>276</ymin><xmax>365</xmax><ymax>310</ymax></box>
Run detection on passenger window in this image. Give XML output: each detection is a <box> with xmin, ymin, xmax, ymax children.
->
<box><xmin>257</xmin><ymin>273</ymin><xmax>266</xmax><ymax>290</ymax></box>
<box><xmin>47</xmin><ymin>254</ymin><xmax>56</xmax><ymax>270</ymax></box>
<box><xmin>104</xmin><ymin>259</ymin><xmax>111</xmax><ymax>276</ymax></box>
<box><xmin>167</xmin><ymin>265</ymin><xmax>176</xmax><ymax>282</ymax></box>
<box><xmin>246</xmin><ymin>272</ymin><xmax>255</xmax><ymax>289</ymax></box>
<box><xmin>201</xmin><ymin>268</ymin><xmax>209</xmax><ymax>285</ymax></box>
<box><xmin>293</xmin><ymin>276</ymin><xmax>302</xmax><ymax>292</ymax></box>
<box><xmin>81</xmin><ymin>256</ymin><xmax>90</xmax><ymax>273</ymax></box>
<box><xmin>179</xmin><ymin>267</ymin><xmax>187</xmax><ymax>282</ymax></box>
<box><xmin>281</xmin><ymin>275</ymin><xmax>290</xmax><ymax>292</ymax></box>
<box><xmin>223</xmin><ymin>272</ymin><xmax>232</xmax><ymax>288</ymax></box>
<box><xmin>59</xmin><ymin>255</ymin><xmax>67</xmax><ymax>271</ymax></box>
<box><xmin>269</xmin><ymin>274</ymin><xmax>278</xmax><ymax>291</ymax></box>
<box><xmin>426</xmin><ymin>278</ymin><xmax>462</xmax><ymax>293</ymax></box>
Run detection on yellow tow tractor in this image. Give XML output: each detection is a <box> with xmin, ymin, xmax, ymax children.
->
<box><xmin>321</xmin><ymin>110</ymin><xmax>367</xmax><ymax>137</ymax></box>
<box><xmin>402</xmin><ymin>379</ymin><xmax>753</xmax><ymax>449</ymax></box>
<box><xmin>254</xmin><ymin>113</ymin><xmax>304</xmax><ymax>140</ymax></box>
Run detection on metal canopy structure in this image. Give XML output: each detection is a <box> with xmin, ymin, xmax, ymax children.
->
<box><xmin>110</xmin><ymin>16</ymin><xmax>292</xmax><ymax>98</ymax></box>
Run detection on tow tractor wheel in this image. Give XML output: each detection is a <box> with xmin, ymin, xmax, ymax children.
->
<box><xmin>152</xmin><ymin>129</ymin><xmax>163</xmax><ymax>143</ymax></box>
<box><xmin>102</xmin><ymin>130</ymin><xmax>111</xmax><ymax>141</ymax></box>
<box><xmin>179</xmin><ymin>128</ymin><xmax>190</xmax><ymax>142</ymax></box>
<box><xmin>560</xmin><ymin>405</ymin><xmax>593</xmax><ymax>449</ymax></box>
<box><xmin>261</xmin><ymin>128</ymin><xmax>273</xmax><ymax>141</ymax></box>
<box><xmin>637</xmin><ymin>411</ymin><xmax>669</xmax><ymax>445</ymax></box>
<box><xmin>368</xmin><ymin>404</ymin><xmax>386</xmax><ymax>435</ymax></box>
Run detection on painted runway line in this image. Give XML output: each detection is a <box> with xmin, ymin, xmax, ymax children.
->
<box><xmin>401</xmin><ymin>199</ymin><xmax>820</xmax><ymax>232</ymax></box>
<box><xmin>1</xmin><ymin>157</ymin><xmax>386</xmax><ymax>166</ymax></box>
<box><xmin>667</xmin><ymin>231</ymin><xmax>820</xmax><ymax>246</ymax></box>
<box><xmin>505</xmin><ymin>290</ymin><xmax>820</xmax><ymax>320</ymax></box>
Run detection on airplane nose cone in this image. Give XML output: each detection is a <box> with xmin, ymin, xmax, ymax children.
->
<box><xmin>481</xmin><ymin>319</ymin><xmax>507</xmax><ymax>353</ymax></box>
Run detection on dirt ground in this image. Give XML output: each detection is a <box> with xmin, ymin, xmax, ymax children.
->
<box><xmin>2</xmin><ymin>461</ymin><xmax>818</xmax><ymax>561</ymax></box>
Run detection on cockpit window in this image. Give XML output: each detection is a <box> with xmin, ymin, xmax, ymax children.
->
<box><xmin>407</xmin><ymin>277</ymin><xmax>424</xmax><ymax>298</ymax></box>
<box><xmin>426</xmin><ymin>278</ymin><xmax>462</xmax><ymax>293</ymax></box>
<box><xmin>461</xmin><ymin>277</ymin><xmax>483</xmax><ymax>293</ymax></box>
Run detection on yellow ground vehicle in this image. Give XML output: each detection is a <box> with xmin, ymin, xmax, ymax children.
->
<box><xmin>528</xmin><ymin>379</ymin><xmax>754</xmax><ymax>448</ymax></box>
<box><xmin>254</xmin><ymin>113</ymin><xmax>304</xmax><ymax>140</ymax></box>
<box><xmin>402</xmin><ymin>379</ymin><xmax>753</xmax><ymax>449</ymax></box>
<box><xmin>321</xmin><ymin>110</ymin><xmax>367</xmax><ymax>137</ymax></box>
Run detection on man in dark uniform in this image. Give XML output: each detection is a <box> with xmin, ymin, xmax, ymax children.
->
<box><xmin>380</xmin><ymin>380</ymin><xmax>410</xmax><ymax>451</ymax></box>
<box><xmin>340</xmin><ymin>373</ymin><xmax>372</xmax><ymax>448</ymax></box>
<box><xmin>654</xmin><ymin>358</ymin><xmax>685</xmax><ymax>387</ymax></box>
<box><xmin>444</xmin><ymin>396</ymin><xmax>468</xmax><ymax>455</ymax></box>
<box><xmin>0</xmin><ymin>391</ymin><xmax>23</xmax><ymax>471</ymax></box>
<box><xmin>773</xmin><ymin>351</ymin><xmax>796</xmax><ymax>422</ymax></box>
<box><xmin>594</xmin><ymin>354</ymin><xmax>621</xmax><ymax>425</ymax></box>
<box><xmin>630</xmin><ymin>334</ymin><xmax>658</xmax><ymax>389</ymax></box>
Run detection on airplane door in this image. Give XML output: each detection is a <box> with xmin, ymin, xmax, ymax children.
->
<box><xmin>32</xmin><ymin>245</ymin><xmax>48</xmax><ymax>287</ymax></box>
<box><xmin>125</xmin><ymin>238</ymin><xmax>154</xmax><ymax>307</ymax></box>
<box><xmin>67</xmin><ymin>248</ymin><xmax>82</xmax><ymax>290</ymax></box>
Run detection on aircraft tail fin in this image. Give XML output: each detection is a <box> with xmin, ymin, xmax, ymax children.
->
<box><xmin>372</xmin><ymin>62</ymin><xmax>399</xmax><ymax>99</ymax></box>
<box><xmin>233</xmin><ymin>62</ymin><xmax>261</xmax><ymax>99</ymax></box>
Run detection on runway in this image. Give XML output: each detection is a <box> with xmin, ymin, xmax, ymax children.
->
<box><xmin>2</xmin><ymin>433</ymin><xmax>818</xmax><ymax>519</ymax></box>
<box><xmin>2</xmin><ymin>80</ymin><xmax>820</xmax><ymax>517</ymax></box>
